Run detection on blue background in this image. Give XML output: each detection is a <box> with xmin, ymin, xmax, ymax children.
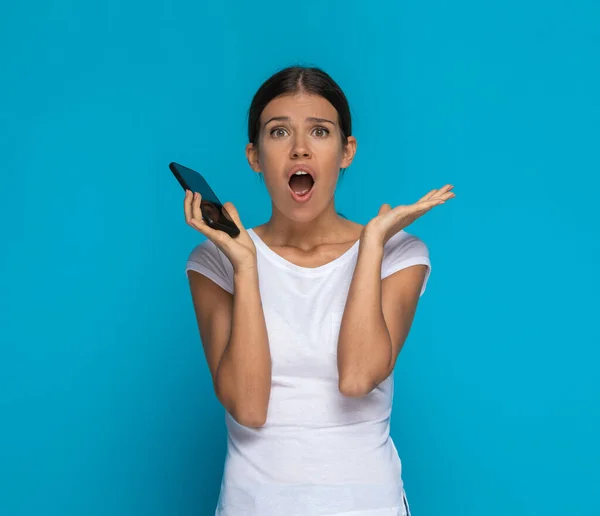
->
<box><xmin>2</xmin><ymin>1</ymin><xmax>599</xmax><ymax>515</ymax></box>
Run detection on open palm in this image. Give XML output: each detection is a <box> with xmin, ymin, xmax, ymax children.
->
<box><xmin>363</xmin><ymin>184</ymin><xmax>456</xmax><ymax>246</ymax></box>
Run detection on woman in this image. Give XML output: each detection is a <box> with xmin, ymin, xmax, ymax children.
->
<box><xmin>183</xmin><ymin>66</ymin><xmax>455</xmax><ymax>516</ymax></box>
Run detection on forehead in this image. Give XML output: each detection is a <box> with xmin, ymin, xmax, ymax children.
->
<box><xmin>260</xmin><ymin>92</ymin><xmax>338</xmax><ymax>122</ymax></box>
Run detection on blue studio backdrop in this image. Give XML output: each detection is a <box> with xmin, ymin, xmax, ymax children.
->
<box><xmin>1</xmin><ymin>1</ymin><xmax>599</xmax><ymax>515</ymax></box>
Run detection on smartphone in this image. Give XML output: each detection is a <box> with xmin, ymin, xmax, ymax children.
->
<box><xmin>169</xmin><ymin>162</ymin><xmax>240</xmax><ymax>238</ymax></box>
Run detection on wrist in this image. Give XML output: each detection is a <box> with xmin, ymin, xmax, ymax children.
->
<box><xmin>233</xmin><ymin>263</ymin><xmax>258</xmax><ymax>278</ymax></box>
<box><xmin>359</xmin><ymin>227</ymin><xmax>385</xmax><ymax>251</ymax></box>
<box><xmin>357</xmin><ymin>235</ymin><xmax>385</xmax><ymax>264</ymax></box>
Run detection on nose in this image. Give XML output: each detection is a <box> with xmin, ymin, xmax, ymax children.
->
<box><xmin>290</xmin><ymin>136</ymin><xmax>311</xmax><ymax>159</ymax></box>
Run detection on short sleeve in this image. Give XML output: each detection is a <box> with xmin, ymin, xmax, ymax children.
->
<box><xmin>381</xmin><ymin>231</ymin><xmax>431</xmax><ymax>297</ymax></box>
<box><xmin>185</xmin><ymin>239</ymin><xmax>235</xmax><ymax>294</ymax></box>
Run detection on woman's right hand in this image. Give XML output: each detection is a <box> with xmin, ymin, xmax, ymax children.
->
<box><xmin>184</xmin><ymin>190</ymin><xmax>257</xmax><ymax>273</ymax></box>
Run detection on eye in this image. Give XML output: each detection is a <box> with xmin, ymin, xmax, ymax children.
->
<box><xmin>270</xmin><ymin>127</ymin><xmax>288</xmax><ymax>138</ymax></box>
<box><xmin>312</xmin><ymin>126</ymin><xmax>329</xmax><ymax>138</ymax></box>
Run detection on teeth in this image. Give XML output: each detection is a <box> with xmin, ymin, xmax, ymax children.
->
<box><xmin>294</xmin><ymin>171</ymin><xmax>309</xmax><ymax>176</ymax></box>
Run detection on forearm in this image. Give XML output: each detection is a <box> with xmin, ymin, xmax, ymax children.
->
<box><xmin>216</xmin><ymin>268</ymin><xmax>272</xmax><ymax>427</ymax></box>
<box><xmin>337</xmin><ymin>238</ymin><xmax>391</xmax><ymax>397</ymax></box>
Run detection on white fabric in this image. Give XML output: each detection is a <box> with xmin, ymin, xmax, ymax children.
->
<box><xmin>185</xmin><ymin>228</ymin><xmax>430</xmax><ymax>516</ymax></box>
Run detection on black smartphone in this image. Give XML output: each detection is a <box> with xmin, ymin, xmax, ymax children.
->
<box><xmin>169</xmin><ymin>162</ymin><xmax>240</xmax><ymax>238</ymax></box>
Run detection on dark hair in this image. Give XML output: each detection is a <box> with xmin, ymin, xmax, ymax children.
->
<box><xmin>247</xmin><ymin>66</ymin><xmax>352</xmax><ymax>176</ymax></box>
<box><xmin>247</xmin><ymin>66</ymin><xmax>352</xmax><ymax>218</ymax></box>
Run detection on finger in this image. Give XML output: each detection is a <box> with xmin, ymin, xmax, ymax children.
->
<box><xmin>378</xmin><ymin>203</ymin><xmax>392</xmax><ymax>216</ymax></box>
<box><xmin>436</xmin><ymin>184</ymin><xmax>455</xmax><ymax>201</ymax></box>
<box><xmin>414</xmin><ymin>198</ymin><xmax>445</xmax><ymax>213</ymax></box>
<box><xmin>443</xmin><ymin>186</ymin><xmax>456</xmax><ymax>201</ymax></box>
<box><xmin>419</xmin><ymin>189</ymin><xmax>440</xmax><ymax>202</ymax></box>
<box><xmin>388</xmin><ymin>203</ymin><xmax>431</xmax><ymax>222</ymax></box>
<box><xmin>222</xmin><ymin>202</ymin><xmax>247</xmax><ymax>231</ymax></box>
<box><xmin>184</xmin><ymin>190</ymin><xmax>194</xmax><ymax>223</ymax></box>
<box><xmin>438</xmin><ymin>184</ymin><xmax>454</xmax><ymax>200</ymax></box>
<box><xmin>419</xmin><ymin>184</ymin><xmax>454</xmax><ymax>203</ymax></box>
<box><xmin>188</xmin><ymin>193</ymin><xmax>211</xmax><ymax>234</ymax></box>
<box><xmin>191</xmin><ymin>192</ymin><xmax>202</xmax><ymax>222</ymax></box>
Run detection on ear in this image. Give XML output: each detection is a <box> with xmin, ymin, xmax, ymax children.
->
<box><xmin>340</xmin><ymin>136</ymin><xmax>357</xmax><ymax>169</ymax></box>
<box><xmin>246</xmin><ymin>143</ymin><xmax>261</xmax><ymax>173</ymax></box>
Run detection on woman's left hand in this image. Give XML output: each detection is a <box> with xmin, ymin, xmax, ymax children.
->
<box><xmin>361</xmin><ymin>184</ymin><xmax>456</xmax><ymax>246</ymax></box>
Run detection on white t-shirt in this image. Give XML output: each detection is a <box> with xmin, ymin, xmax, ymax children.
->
<box><xmin>186</xmin><ymin>228</ymin><xmax>430</xmax><ymax>516</ymax></box>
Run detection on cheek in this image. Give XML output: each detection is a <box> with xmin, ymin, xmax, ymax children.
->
<box><xmin>260</xmin><ymin>170</ymin><xmax>287</xmax><ymax>202</ymax></box>
<box><xmin>317</xmin><ymin>138</ymin><xmax>345</xmax><ymax>161</ymax></box>
<box><xmin>257</xmin><ymin>140</ymin><xmax>286</xmax><ymax>167</ymax></box>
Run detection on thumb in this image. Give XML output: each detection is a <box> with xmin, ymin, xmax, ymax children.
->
<box><xmin>378</xmin><ymin>203</ymin><xmax>392</xmax><ymax>216</ymax></box>
<box><xmin>222</xmin><ymin>201</ymin><xmax>246</xmax><ymax>230</ymax></box>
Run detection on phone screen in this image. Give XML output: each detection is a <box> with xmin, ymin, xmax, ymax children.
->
<box><xmin>169</xmin><ymin>162</ymin><xmax>222</xmax><ymax>206</ymax></box>
<box><xmin>169</xmin><ymin>162</ymin><xmax>240</xmax><ymax>238</ymax></box>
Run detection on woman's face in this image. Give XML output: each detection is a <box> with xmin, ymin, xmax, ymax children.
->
<box><xmin>246</xmin><ymin>92</ymin><xmax>356</xmax><ymax>221</ymax></box>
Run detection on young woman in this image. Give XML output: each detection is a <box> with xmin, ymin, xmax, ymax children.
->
<box><xmin>183</xmin><ymin>66</ymin><xmax>455</xmax><ymax>516</ymax></box>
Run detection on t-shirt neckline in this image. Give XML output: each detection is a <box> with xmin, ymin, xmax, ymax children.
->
<box><xmin>248</xmin><ymin>228</ymin><xmax>360</xmax><ymax>276</ymax></box>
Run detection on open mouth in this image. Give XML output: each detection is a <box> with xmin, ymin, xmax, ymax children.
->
<box><xmin>288</xmin><ymin>170</ymin><xmax>315</xmax><ymax>198</ymax></box>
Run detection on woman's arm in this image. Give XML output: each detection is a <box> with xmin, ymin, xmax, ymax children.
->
<box><xmin>188</xmin><ymin>267</ymin><xmax>271</xmax><ymax>427</ymax></box>
<box><xmin>336</xmin><ymin>236</ymin><xmax>428</xmax><ymax>398</ymax></box>
<box><xmin>337</xmin><ymin>186</ymin><xmax>453</xmax><ymax>396</ymax></box>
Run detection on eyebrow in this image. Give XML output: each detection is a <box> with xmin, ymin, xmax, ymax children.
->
<box><xmin>263</xmin><ymin>116</ymin><xmax>336</xmax><ymax>128</ymax></box>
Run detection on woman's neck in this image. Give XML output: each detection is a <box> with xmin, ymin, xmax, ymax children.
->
<box><xmin>253</xmin><ymin>207</ymin><xmax>363</xmax><ymax>252</ymax></box>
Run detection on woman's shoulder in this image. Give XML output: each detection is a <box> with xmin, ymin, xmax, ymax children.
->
<box><xmin>186</xmin><ymin>238</ymin><xmax>234</xmax><ymax>293</ymax></box>
<box><xmin>384</xmin><ymin>229</ymin><xmax>429</xmax><ymax>256</ymax></box>
<box><xmin>188</xmin><ymin>237</ymin><xmax>219</xmax><ymax>258</ymax></box>
<box><xmin>187</xmin><ymin>238</ymin><xmax>231</xmax><ymax>271</ymax></box>
<box><xmin>381</xmin><ymin>230</ymin><xmax>431</xmax><ymax>294</ymax></box>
